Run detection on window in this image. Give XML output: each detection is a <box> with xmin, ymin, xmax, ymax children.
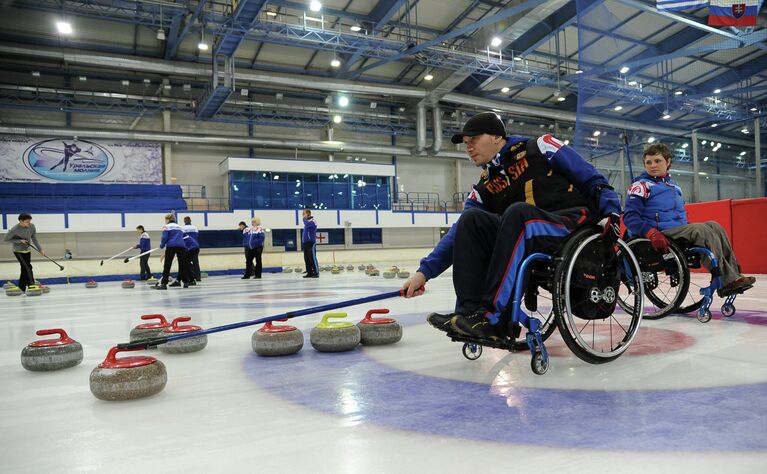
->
<box><xmin>272</xmin><ymin>229</ymin><xmax>297</xmax><ymax>251</ymax></box>
<box><xmin>352</xmin><ymin>228</ymin><xmax>382</xmax><ymax>244</ymax></box>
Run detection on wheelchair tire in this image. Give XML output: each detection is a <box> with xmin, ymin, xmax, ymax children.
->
<box><xmin>619</xmin><ymin>238</ymin><xmax>690</xmax><ymax>320</ymax></box>
<box><xmin>553</xmin><ymin>228</ymin><xmax>644</xmax><ymax>365</ymax></box>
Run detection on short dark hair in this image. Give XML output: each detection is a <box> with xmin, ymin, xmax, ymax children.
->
<box><xmin>643</xmin><ymin>143</ymin><xmax>673</xmax><ymax>162</ymax></box>
<box><xmin>238</xmin><ymin>221</ymin><xmax>247</xmax><ymax>227</ymax></box>
<box><xmin>18</xmin><ymin>213</ymin><xmax>32</xmax><ymax>222</ymax></box>
<box><xmin>303</xmin><ymin>209</ymin><xmax>312</xmax><ymax>216</ymax></box>
<box><xmin>184</xmin><ymin>216</ymin><xmax>192</xmax><ymax>225</ymax></box>
<box><xmin>136</xmin><ymin>225</ymin><xmax>145</xmax><ymax>231</ymax></box>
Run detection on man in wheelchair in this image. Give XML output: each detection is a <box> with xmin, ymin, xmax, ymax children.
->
<box><xmin>401</xmin><ymin>112</ymin><xmax>622</xmax><ymax>341</ymax></box>
<box><xmin>623</xmin><ymin>143</ymin><xmax>755</xmax><ymax>296</ymax></box>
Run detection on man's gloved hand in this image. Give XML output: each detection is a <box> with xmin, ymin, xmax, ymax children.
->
<box><xmin>601</xmin><ymin>212</ymin><xmax>621</xmax><ymax>246</ymax></box>
<box><xmin>646</xmin><ymin>228</ymin><xmax>670</xmax><ymax>253</ymax></box>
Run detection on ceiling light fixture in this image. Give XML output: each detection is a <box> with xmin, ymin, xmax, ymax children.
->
<box><xmin>648</xmin><ymin>136</ymin><xmax>656</xmax><ymax>143</ymax></box>
<box><xmin>714</xmin><ymin>88</ymin><xmax>721</xmax><ymax>94</ymax></box>
<box><xmin>310</xmin><ymin>0</ymin><xmax>322</xmax><ymax>12</ymax></box>
<box><xmin>56</xmin><ymin>21</ymin><xmax>73</xmax><ymax>35</ymax></box>
<box><xmin>501</xmin><ymin>86</ymin><xmax>510</xmax><ymax>93</ymax></box>
<box><xmin>681</xmin><ymin>143</ymin><xmax>689</xmax><ymax>148</ymax></box>
<box><xmin>330</xmin><ymin>58</ymin><xmax>341</xmax><ymax>68</ymax></box>
<box><xmin>350</xmin><ymin>25</ymin><xmax>361</xmax><ymax>32</ymax></box>
<box><xmin>338</xmin><ymin>96</ymin><xmax>349</xmax><ymax>107</ymax></box>
<box><xmin>333</xmin><ymin>115</ymin><xmax>342</xmax><ymax>124</ymax></box>
<box><xmin>266</xmin><ymin>11</ymin><xmax>278</xmax><ymax>17</ymax></box>
<box><xmin>674</xmin><ymin>90</ymin><xmax>683</xmax><ymax>95</ymax></box>
<box><xmin>592</xmin><ymin>130</ymin><xmax>601</xmax><ymax>137</ymax></box>
<box><xmin>557</xmin><ymin>96</ymin><xmax>566</xmax><ymax>102</ymax></box>
<box><xmin>619</xmin><ymin>66</ymin><xmax>630</xmax><ymax>74</ymax></box>
<box><xmin>662</xmin><ymin>113</ymin><xmax>671</xmax><ymax>120</ymax></box>
<box><xmin>490</xmin><ymin>36</ymin><xmax>502</xmax><ymax>47</ymax></box>
<box><xmin>614</xmin><ymin>105</ymin><xmax>623</xmax><ymax>111</ymax></box>
<box><xmin>423</xmin><ymin>73</ymin><xmax>434</xmax><ymax>81</ymax></box>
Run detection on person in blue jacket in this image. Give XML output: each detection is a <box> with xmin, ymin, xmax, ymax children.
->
<box><xmin>401</xmin><ymin>112</ymin><xmax>622</xmax><ymax>341</ymax></box>
<box><xmin>182</xmin><ymin>216</ymin><xmax>201</xmax><ymax>284</ymax></box>
<box><xmin>302</xmin><ymin>209</ymin><xmax>319</xmax><ymax>278</ymax></box>
<box><xmin>244</xmin><ymin>217</ymin><xmax>265</xmax><ymax>279</ymax></box>
<box><xmin>134</xmin><ymin>225</ymin><xmax>153</xmax><ymax>280</ymax></box>
<box><xmin>238</xmin><ymin>221</ymin><xmax>251</xmax><ymax>279</ymax></box>
<box><xmin>154</xmin><ymin>213</ymin><xmax>190</xmax><ymax>290</ymax></box>
<box><xmin>623</xmin><ymin>143</ymin><xmax>755</xmax><ymax>296</ymax></box>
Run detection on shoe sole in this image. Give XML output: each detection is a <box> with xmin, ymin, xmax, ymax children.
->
<box><xmin>426</xmin><ymin>316</ymin><xmax>452</xmax><ymax>332</ymax></box>
<box><xmin>449</xmin><ymin>316</ymin><xmax>502</xmax><ymax>341</ymax></box>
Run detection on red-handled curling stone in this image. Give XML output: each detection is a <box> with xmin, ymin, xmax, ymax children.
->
<box><xmin>252</xmin><ymin>319</ymin><xmax>304</xmax><ymax>356</ymax></box>
<box><xmin>357</xmin><ymin>309</ymin><xmax>402</xmax><ymax>345</ymax></box>
<box><xmin>159</xmin><ymin>317</ymin><xmax>208</xmax><ymax>354</ymax></box>
<box><xmin>129</xmin><ymin>314</ymin><xmax>171</xmax><ymax>343</ymax></box>
<box><xmin>85</xmin><ymin>279</ymin><xmax>98</xmax><ymax>289</ymax></box>
<box><xmin>89</xmin><ymin>346</ymin><xmax>167</xmax><ymax>401</ymax></box>
<box><xmin>21</xmin><ymin>328</ymin><xmax>83</xmax><ymax>371</ymax></box>
<box><xmin>121</xmin><ymin>279</ymin><xmax>135</xmax><ymax>289</ymax></box>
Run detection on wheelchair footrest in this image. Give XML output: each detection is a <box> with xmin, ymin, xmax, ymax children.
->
<box><xmin>445</xmin><ymin>331</ymin><xmax>518</xmax><ymax>352</ymax></box>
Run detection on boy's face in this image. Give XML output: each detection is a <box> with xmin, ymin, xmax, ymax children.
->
<box><xmin>239</xmin><ymin>224</ymin><xmax>246</xmax><ymax>230</ymax></box>
<box><xmin>303</xmin><ymin>211</ymin><xmax>310</xmax><ymax>218</ymax></box>
<box><xmin>463</xmin><ymin>134</ymin><xmax>503</xmax><ymax>167</ymax></box>
<box><xmin>643</xmin><ymin>153</ymin><xmax>670</xmax><ymax>177</ymax></box>
<box><xmin>136</xmin><ymin>228</ymin><xmax>142</xmax><ymax>235</ymax></box>
<box><xmin>19</xmin><ymin>219</ymin><xmax>31</xmax><ymax>228</ymax></box>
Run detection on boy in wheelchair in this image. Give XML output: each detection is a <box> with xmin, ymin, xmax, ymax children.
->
<box><xmin>623</xmin><ymin>143</ymin><xmax>755</xmax><ymax>296</ymax></box>
<box><xmin>401</xmin><ymin>112</ymin><xmax>623</xmax><ymax>342</ymax></box>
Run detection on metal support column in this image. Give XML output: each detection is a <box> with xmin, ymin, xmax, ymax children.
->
<box><xmin>162</xmin><ymin>110</ymin><xmax>173</xmax><ymax>184</ymax></box>
<box><xmin>756</xmin><ymin>117</ymin><xmax>762</xmax><ymax>198</ymax></box>
<box><xmin>691</xmin><ymin>129</ymin><xmax>700</xmax><ymax>203</ymax></box>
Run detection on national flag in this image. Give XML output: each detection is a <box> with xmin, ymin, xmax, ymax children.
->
<box><xmin>316</xmin><ymin>231</ymin><xmax>329</xmax><ymax>244</ymax></box>
<box><xmin>708</xmin><ymin>0</ymin><xmax>759</xmax><ymax>26</ymax></box>
<box><xmin>656</xmin><ymin>0</ymin><xmax>709</xmax><ymax>11</ymax></box>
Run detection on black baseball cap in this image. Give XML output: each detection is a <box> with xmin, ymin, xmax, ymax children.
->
<box><xmin>451</xmin><ymin>112</ymin><xmax>507</xmax><ymax>144</ymax></box>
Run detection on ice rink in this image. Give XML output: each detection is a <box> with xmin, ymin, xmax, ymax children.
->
<box><xmin>2</xmin><ymin>270</ymin><xmax>766</xmax><ymax>473</ymax></box>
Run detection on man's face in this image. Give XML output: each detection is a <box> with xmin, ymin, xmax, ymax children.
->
<box><xmin>303</xmin><ymin>211</ymin><xmax>310</xmax><ymax>218</ymax></box>
<box><xmin>19</xmin><ymin>219</ymin><xmax>31</xmax><ymax>228</ymax></box>
<box><xmin>463</xmin><ymin>134</ymin><xmax>501</xmax><ymax>167</ymax></box>
<box><xmin>136</xmin><ymin>228</ymin><xmax>142</xmax><ymax>235</ymax></box>
<box><xmin>239</xmin><ymin>224</ymin><xmax>246</xmax><ymax>230</ymax></box>
<box><xmin>643</xmin><ymin>153</ymin><xmax>670</xmax><ymax>177</ymax></box>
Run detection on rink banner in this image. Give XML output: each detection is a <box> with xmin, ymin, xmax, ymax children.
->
<box><xmin>0</xmin><ymin>135</ymin><xmax>162</xmax><ymax>184</ymax></box>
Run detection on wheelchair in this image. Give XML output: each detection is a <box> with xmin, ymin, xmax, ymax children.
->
<box><xmin>618</xmin><ymin>237</ymin><xmax>750</xmax><ymax>323</ymax></box>
<box><xmin>445</xmin><ymin>225</ymin><xmax>645</xmax><ymax>375</ymax></box>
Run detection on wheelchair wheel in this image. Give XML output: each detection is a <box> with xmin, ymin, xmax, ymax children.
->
<box><xmin>617</xmin><ymin>239</ymin><xmax>689</xmax><ymax>320</ymax></box>
<box><xmin>676</xmin><ymin>281</ymin><xmax>705</xmax><ymax>315</ymax></box>
<box><xmin>553</xmin><ymin>229</ymin><xmax>643</xmax><ymax>365</ymax></box>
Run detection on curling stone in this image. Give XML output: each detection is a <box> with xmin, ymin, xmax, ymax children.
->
<box><xmin>159</xmin><ymin>317</ymin><xmax>207</xmax><ymax>354</ymax></box>
<box><xmin>130</xmin><ymin>314</ymin><xmax>172</xmax><ymax>343</ymax></box>
<box><xmin>89</xmin><ymin>347</ymin><xmax>167</xmax><ymax>401</ymax></box>
<box><xmin>146</xmin><ymin>277</ymin><xmax>159</xmax><ymax>286</ymax></box>
<box><xmin>357</xmin><ymin>264</ymin><xmax>365</xmax><ymax>271</ymax></box>
<box><xmin>121</xmin><ymin>279</ymin><xmax>135</xmax><ymax>289</ymax></box>
<box><xmin>284</xmin><ymin>267</ymin><xmax>294</xmax><ymax>273</ymax></box>
<box><xmin>368</xmin><ymin>269</ymin><xmax>380</xmax><ymax>277</ymax></box>
<box><xmin>25</xmin><ymin>284</ymin><xmax>43</xmax><ymax>296</ymax></box>
<box><xmin>331</xmin><ymin>267</ymin><xmax>341</xmax><ymax>275</ymax></box>
<box><xmin>21</xmin><ymin>328</ymin><xmax>83</xmax><ymax>371</ymax></box>
<box><xmin>6</xmin><ymin>286</ymin><xmax>22</xmax><ymax>296</ymax></box>
<box><xmin>3</xmin><ymin>281</ymin><xmax>14</xmax><ymax>289</ymax></box>
<box><xmin>357</xmin><ymin>309</ymin><xmax>402</xmax><ymax>345</ymax></box>
<box><xmin>40</xmin><ymin>284</ymin><xmax>50</xmax><ymax>294</ymax></box>
<box><xmin>382</xmin><ymin>271</ymin><xmax>396</xmax><ymax>279</ymax></box>
<box><xmin>310</xmin><ymin>312</ymin><xmax>360</xmax><ymax>353</ymax></box>
<box><xmin>200</xmin><ymin>272</ymin><xmax>209</xmax><ymax>279</ymax></box>
<box><xmin>294</xmin><ymin>267</ymin><xmax>303</xmax><ymax>273</ymax></box>
<box><xmin>397</xmin><ymin>271</ymin><xmax>410</xmax><ymax>279</ymax></box>
<box><xmin>252</xmin><ymin>319</ymin><xmax>304</xmax><ymax>356</ymax></box>
<box><xmin>85</xmin><ymin>279</ymin><xmax>98</xmax><ymax>289</ymax></box>
<box><xmin>346</xmin><ymin>265</ymin><xmax>354</xmax><ymax>271</ymax></box>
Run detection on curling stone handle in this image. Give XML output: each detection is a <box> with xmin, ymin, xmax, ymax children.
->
<box><xmin>262</xmin><ymin>318</ymin><xmax>289</xmax><ymax>330</ymax></box>
<box><xmin>140</xmin><ymin>314</ymin><xmax>167</xmax><ymax>323</ymax></box>
<box><xmin>117</xmin><ymin>337</ymin><xmax>168</xmax><ymax>350</ymax></box>
<box><xmin>170</xmin><ymin>316</ymin><xmax>192</xmax><ymax>329</ymax></box>
<box><xmin>362</xmin><ymin>308</ymin><xmax>390</xmax><ymax>322</ymax></box>
<box><xmin>103</xmin><ymin>345</ymin><xmax>144</xmax><ymax>363</ymax></box>
<box><xmin>319</xmin><ymin>312</ymin><xmax>348</xmax><ymax>325</ymax></box>
<box><xmin>35</xmin><ymin>328</ymin><xmax>76</xmax><ymax>344</ymax></box>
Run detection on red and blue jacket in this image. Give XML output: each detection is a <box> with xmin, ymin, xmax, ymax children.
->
<box><xmin>160</xmin><ymin>222</ymin><xmax>186</xmax><ymax>249</ymax></box>
<box><xmin>245</xmin><ymin>226</ymin><xmax>265</xmax><ymax>249</ymax></box>
<box><xmin>182</xmin><ymin>224</ymin><xmax>200</xmax><ymax>250</ymax></box>
<box><xmin>417</xmin><ymin>134</ymin><xmax>621</xmax><ymax>280</ymax></box>
<box><xmin>623</xmin><ymin>172</ymin><xmax>687</xmax><ymax>237</ymax></box>
<box><xmin>136</xmin><ymin>232</ymin><xmax>151</xmax><ymax>253</ymax></box>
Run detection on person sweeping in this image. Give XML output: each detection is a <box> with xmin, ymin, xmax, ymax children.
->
<box><xmin>3</xmin><ymin>213</ymin><xmax>45</xmax><ymax>292</ymax></box>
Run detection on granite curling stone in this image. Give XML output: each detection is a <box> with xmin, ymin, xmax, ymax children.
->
<box><xmin>40</xmin><ymin>284</ymin><xmax>51</xmax><ymax>294</ymax></box>
<box><xmin>331</xmin><ymin>267</ymin><xmax>341</xmax><ymax>275</ymax></box>
<box><xmin>294</xmin><ymin>267</ymin><xmax>303</xmax><ymax>273</ymax></box>
<box><xmin>284</xmin><ymin>267</ymin><xmax>294</xmax><ymax>273</ymax></box>
<box><xmin>89</xmin><ymin>347</ymin><xmax>167</xmax><ymax>401</ymax></box>
<box><xmin>357</xmin><ymin>309</ymin><xmax>402</xmax><ymax>345</ymax></box>
<box><xmin>368</xmin><ymin>268</ymin><xmax>380</xmax><ymax>277</ymax></box>
<box><xmin>21</xmin><ymin>328</ymin><xmax>83</xmax><ymax>371</ymax></box>
<box><xmin>121</xmin><ymin>279</ymin><xmax>135</xmax><ymax>289</ymax></box>
<box><xmin>130</xmin><ymin>314</ymin><xmax>172</xmax><ymax>343</ymax></box>
<box><xmin>85</xmin><ymin>279</ymin><xmax>98</xmax><ymax>289</ymax></box>
<box><xmin>346</xmin><ymin>265</ymin><xmax>354</xmax><ymax>271</ymax></box>
<box><xmin>4</xmin><ymin>281</ymin><xmax>16</xmax><ymax>289</ymax></box>
<box><xmin>146</xmin><ymin>277</ymin><xmax>159</xmax><ymax>286</ymax></box>
<box><xmin>310</xmin><ymin>312</ymin><xmax>360</xmax><ymax>353</ymax></box>
<box><xmin>382</xmin><ymin>271</ymin><xmax>396</xmax><ymax>279</ymax></box>
<box><xmin>25</xmin><ymin>284</ymin><xmax>43</xmax><ymax>296</ymax></box>
<box><xmin>159</xmin><ymin>316</ymin><xmax>208</xmax><ymax>354</ymax></box>
<box><xmin>200</xmin><ymin>271</ymin><xmax>209</xmax><ymax>279</ymax></box>
<box><xmin>252</xmin><ymin>319</ymin><xmax>304</xmax><ymax>356</ymax></box>
<box><xmin>6</xmin><ymin>286</ymin><xmax>22</xmax><ymax>296</ymax></box>
<box><xmin>357</xmin><ymin>264</ymin><xmax>365</xmax><ymax>271</ymax></box>
<box><xmin>397</xmin><ymin>271</ymin><xmax>411</xmax><ymax>279</ymax></box>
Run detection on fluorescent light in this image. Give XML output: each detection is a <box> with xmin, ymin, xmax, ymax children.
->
<box><xmin>648</xmin><ymin>136</ymin><xmax>656</xmax><ymax>143</ymax></box>
<box><xmin>333</xmin><ymin>115</ymin><xmax>342</xmax><ymax>124</ymax></box>
<box><xmin>350</xmin><ymin>25</ymin><xmax>361</xmax><ymax>32</ymax></box>
<box><xmin>662</xmin><ymin>114</ymin><xmax>671</xmax><ymax>120</ymax></box>
<box><xmin>751</xmin><ymin>107</ymin><xmax>758</xmax><ymax>112</ymax></box>
<box><xmin>330</xmin><ymin>58</ymin><xmax>341</xmax><ymax>67</ymax></box>
<box><xmin>564</xmin><ymin>140</ymin><xmax>570</xmax><ymax>145</ymax></box>
<box><xmin>501</xmin><ymin>87</ymin><xmax>510</xmax><ymax>93</ymax></box>
<box><xmin>490</xmin><ymin>36</ymin><xmax>502</xmax><ymax>47</ymax></box>
<box><xmin>613</xmin><ymin>105</ymin><xmax>623</xmax><ymax>111</ymax></box>
<box><xmin>198</xmin><ymin>41</ymin><xmax>209</xmax><ymax>51</ymax></box>
<box><xmin>424</xmin><ymin>73</ymin><xmax>434</xmax><ymax>81</ymax></box>
<box><xmin>741</xmin><ymin>128</ymin><xmax>749</xmax><ymax>134</ymax></box>
<box><xmin>575</xmin><ymin>69</ymin><xmax>583</xmax><ymax>74</ymax></box>
<box><xmin>156</xmin><ymin>29</ymin><xmax>166</xmax><ymax>41</ymax></box>
<box><xmin>628</xmin><ymin>80</ymin><xmax>638</xmax><ymax>86</ymax></box>
<box><xmin>266</xmin><ymin>11</ymin><xmax>278</xmax><ymax>17</ymax></box>
<box><xmin>121</xmin><ymin>80</ymin><xmax>130</xmax><ymax>86</ymax></box>
<box><xmin>78</xmin><ymin>76</ymin><xmax>87</xmax><ymax>82</ymax></box>
<box><xmin>703</xmin><ymin>156</ymin><xmax>709</xmax><ymax>161</ymax></box>
<box><xmin>681</xmin><ymin>143</ymin><xmax>689</xmax><ymax>148</ymax></box>
<box><xmin>31</xmin><ymin>71</ymin><xmax>40</xmax><ymax>77</ymax></box>
<box><xmin>740</xmin><ymin>151</ymin><xmax>747</xmax><ymax>156</ymax></box>
<box><xmin>701</xmin><ymin>140</ymin><xmax>707</xmax><ymax>145</ymax></box>
<box><xmin>674</xmin><ymin>90</ymin><xmax>683</xmax><ymax>95</ymax></box>
<box><xmin>310</xmin><ymin>0</ymin><xmax>322</xmax><ymax>12</ymax></box>
<box><xmin>56</xmin><ymin>21</ymin><xmax>72</xmax><ymax>35</ymax></box>
<box><xmin>592</xmin><ymin>130</ymin><xmax>601</xmax><ymax>137</ymax></box>
<box><xmin>557</xmin><ymin>96</ymin><xmax>566</xmax><ymax>102</ymax></box>
<box><xmin>714</xmin><ymin>88</ymin><xmax>721</xmax><ymax>94</ymax></box>
<box><xmin>711</xmin><ymin>123</ymin><xmax>718</xmax><ymax>127</ymax></box>
<box><xmin>338</xmin><ymin>96</ymin><xmax>349</xmax><ymax>107</ymax></box>
<box><xmin>619</xmin><ymin>66</ymin><xmax>630</xmax><ymax>74</ymax></box>
<box><xmin>514</xmin><ymin>56</ymin><xmax>524</xmax><ymax>61</ymax></box>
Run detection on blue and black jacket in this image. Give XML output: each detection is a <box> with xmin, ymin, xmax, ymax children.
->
<box><xmin>246</xmin><ymin>226</ymin><xmax>265</xmax><ymax>249</ymax></box>
<box><xmin>417</xmin><ymin>134</ymin><xmax>622</xmax><ymax>280</ymax></box>
<box><xmin>623</xmin><ymin>171</ymin><xmax>687</xmax><ymax>237</ymax></box>
<box><xmin>302</xmin><ymin>217</ymin><xmax>317</xmax><ymax>243</ymax></box>
<box><xmin>160</xmin><ymin>222</ymin><xmax>186</xmax><ymax>249</ymax></box>
<box><xmin>136</xmin><ymin>232</ymin><xmax>151</xmax><ymax>252</ymax></box>
<box><xmin>182</xmin><ymin>224</ymin><xmax>200</xmax><ymax>250</ymax></box>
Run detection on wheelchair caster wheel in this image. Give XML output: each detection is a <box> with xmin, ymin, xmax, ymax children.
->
<box><xmin>697</xmin><ymin>309</ymin><xmax>712</xmax><ymax>323</ymax></box>
<box><xmin>462</xmin><ymin>343</ymin><xmax>482</xmax><ymax>361</ymax></box>
<box><xmin>531</xmin><ymin>352</ymin><xmax>548</xmax><ymax>375</ymax></box>
<box><xmin>721</xmin><ymin>304</ymin><xmax>736</xmax><ymax>318</ymax></box>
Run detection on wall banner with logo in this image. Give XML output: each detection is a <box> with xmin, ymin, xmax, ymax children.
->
<box><xmin>0</xmin><ymin>135</ymin><xmax>163</xmax><ymax>184</ymax></box>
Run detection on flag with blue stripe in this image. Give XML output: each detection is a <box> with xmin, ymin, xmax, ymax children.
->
<box><xmin>708</xmin><ymin>0</ymin><xmax>759</xmax><ymax>26</ymax></box>
<box><xmin>657</xmin><ymin>0</ymin><xmax>709</xmax><ymax>11</ymax></box>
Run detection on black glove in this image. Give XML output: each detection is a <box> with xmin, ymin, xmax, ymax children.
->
<box><xmin>601</xmin><ymin>212</ymin><xmax>621</xmax><ymax>247</ymax></box>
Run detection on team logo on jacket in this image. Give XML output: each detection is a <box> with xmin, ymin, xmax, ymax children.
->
<box><xmin>506</xmin><ymin>157</ymin><xmax>529</xmax><ymax>181</ymax></box>
<box><xmin>485</xmin><ymin>174</ymin><xmax>510</xmax><ymax>194</ymax></box>
<box><xmin>628</xmin><ymin>181</ymin><xmax>650</xmax><ymax>198</ymax></box>
<box><xmin>23</xmin><ymin>139</ymin><xmax>114</xmax><ymax>182</ymax></box>
<box><xmin>537</xmin><ymin>135</ymin><xmax>564</xmax><ymax>156</ymax></box>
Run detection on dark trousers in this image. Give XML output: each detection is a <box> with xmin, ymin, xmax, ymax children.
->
<box><xmin>243</xmin><ymin>247</ymin><xmax>262</xmax><ymax>278</ymax></box>
<box><xmin>453</xmin><ymin>203</ymin><xmax>591</xmax><ymax>321</ymax></box>
<box><xmin>14</xmin><ymin>251</ymin><xmax>34</xmax><ymax>291</ymax></box>
<box><xmin>187</xmin><ymin>248</ymin><xmax>201</xmax><ymax>281</ymax></box>
<box><xmin>161</xmin><ymin>247</ymin><xmax>188</xmax><ymax>285</ymax></box>
<box><xmin>139</xmin><ymin>254</ymin><xmax>152</xmax><ymax>280</ymax></box>
<box><xmin>302</xmin><ymin>241</ymin><xmax>318</xmax><ymax>276</ymax></box>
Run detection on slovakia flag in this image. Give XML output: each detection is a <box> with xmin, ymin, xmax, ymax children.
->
<box><xmin>708</xmin><ymin>0</ymin><xmax>759</xmax><ymax>26</ymax></box>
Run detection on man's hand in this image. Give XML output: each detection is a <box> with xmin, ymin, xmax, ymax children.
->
<box><xmin>39</xmin><ymin>250</ymin><xmax>46</xmax><ymax>257</ymax></box>
<box><xmin>19</xmin><ymin>239</ymin><xmax>28</xmax><ymax>245</ymax></box>
<box><xmin>646</xmin><ymin>228</ymin><xmax>670</xmax><ymax>253</ymax></box>
<box><xmin>601</xmin><ymin>212</ymin><xmax>621</xmax><ymax>246</ymax></box>
<box><xmin>401</xmin><ymin>271</ymin><xmax>427</xmax><ymax>298</ymax></box>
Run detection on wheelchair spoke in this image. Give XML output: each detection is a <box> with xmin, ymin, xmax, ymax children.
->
<box><xmin>609</xmin><ymin>314</ymin><xmax>628</xmax><ymax>334</ymax></box>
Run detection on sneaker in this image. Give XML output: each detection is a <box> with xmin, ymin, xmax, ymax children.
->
<box><xmin>426</xmin><ymin>312</ymin><xmax>455</xmax><ymax>332</ymax></box>
<box><xmin>720</xmin><ymin>276</ymin><xmax>756</xmax><ymax>296</ymax></box>
<box><xmin>153</xmin><ymin>284</ymin><xmax>168</xmax><ymax>290</ymax></box>
<box><xmin>450</xmin><ymin>312</ymin><xmax>503</xmax><ymax>341</ymax></box>
<box><xmin>188</xmin><ymin>281</ymin><xmax>197</xmax><ymax>286</ymax></box>
<box><xmin>169</xmin><ymin>281</ymin><xmax>181</xmax><ymax>287</ymax></box>
<box><xmin>309</xmin><ymin>274</ymin><xmax>319</xmax><ymax>278</ymax></box>
<box><xmin>241</xmin><ymin>276</ymin><xmax>250</xmax><ymax>280</ymax></box>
